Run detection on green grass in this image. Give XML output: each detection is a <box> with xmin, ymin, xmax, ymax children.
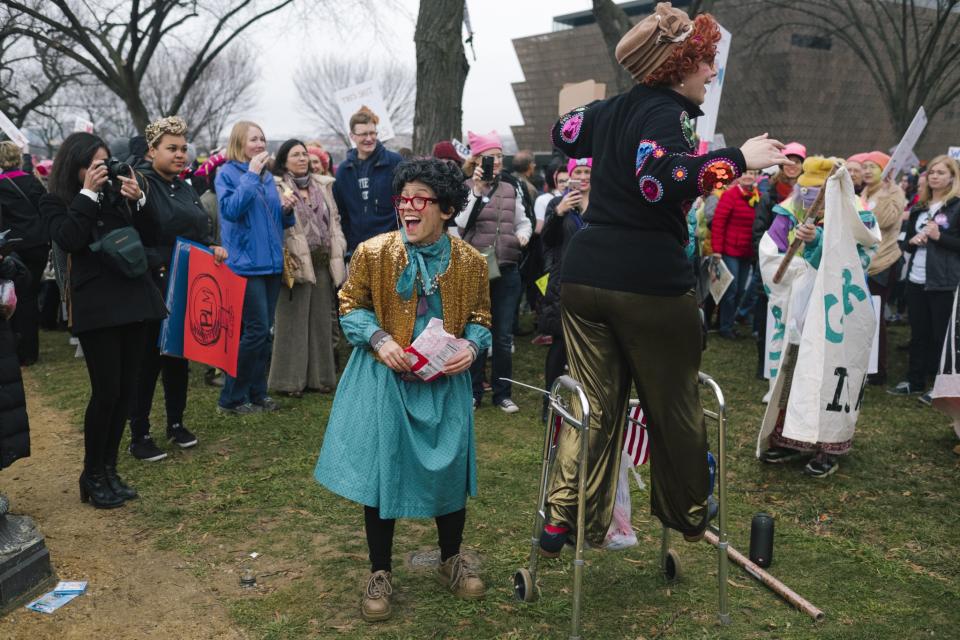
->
<box><xmin>30</xmin><ymin>319</ymin><xmax>960</xmax><ymax>639</ymax></box>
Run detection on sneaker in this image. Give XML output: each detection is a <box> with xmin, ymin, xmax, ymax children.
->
<box><xmin>437</xmin><ymin>553</ymin><xmax>485</xmax><ymax>599</ymax></box>
<box><xmin>128</xmin><ymin>436</ymin><xmax>168</xmax><ymax>462</ymax></box>
<box><xmin>497</xmin><ymin>399</ymin><xmax>520</xmax><ymax>414</ymax></box>
<box><xmin>361</xmin><ymin>570</ymin><xmax>393</xmax><ymax>622</ymax></box>
<box><xmin>918</xmin><ymin>391</ymin><xmax>932</xmax><ymax>407</ymax></box>
<box><xmin>804</xmin><ymin>453</ymin><xmax>839</xmax><ymax>478</ymax></box>
<box><xmin>887</xmin><ymin>381</ymin><xmax>919</xmax><ymax>396</ymax></box>
<box><xmin>217</xmin><ymin>403</ymin><xmax>261</xmax><ymax>416</ymax></box>
<box><xmin>760</xmin><ymin>446</ymin><xmax>804</xmax><ymax>464</ymax></box>
<box><xmin>472</xmin><ymin>397</ymin><xmax>479</xmax><ymax>411</ymax></box>
<box><xmin>167</xmin><ymin>423</ymin><xmax>198</xmax><ymax>448</ymax></box>
<box><xmin>253</xmin><ymin>396</ymin><xmax>280</xmax><ymax>412</ymax></box>
<box><xmin>538</xmin><ymin>524</ymin><xmax>569</xmax><ymax>558</ymax></box>
<box><xmin>531</xmin><ymin>334</ymin><xmax>553</xmax><ymax>346</ymax></box>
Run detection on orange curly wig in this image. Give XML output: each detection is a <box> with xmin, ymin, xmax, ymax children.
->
<box><xmin>643</xmin><ymin>14</ymin><xmax>721</xmax><ymax>87</ymax></box>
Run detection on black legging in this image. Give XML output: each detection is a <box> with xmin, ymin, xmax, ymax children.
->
<box><xmin>11</xmin><ymin>245</ymin><xmax>49</xmax><ymax>365</ymax></box>
<box><xmin>77</xmin><ymin>322</ymin><xmax>147</xmax><ymax>473</ymax></box>
<box><xmin>363</xmin><ymin>506</ymin><xmax>466</xmax><ymax>573</ymax></box>
<box><xmin>129</xmin><ymin>320</ymin><xmax>189</xmax><ymax>439</ymax></box>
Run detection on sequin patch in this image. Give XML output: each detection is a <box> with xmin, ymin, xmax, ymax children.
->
<box><xmin>697</xmin><ymin>158</ymin><xmax>740</xmax><ymax>195</ymax></box>
<box><xmin>639</xmin><ymin>175</ymin><xmax>664</xmax><ymax>203</ymax></box>
<box><xmin>556</xmin><ymin>107</ymin><xmax>586</xmax><ymax>145</ymax></box>
<box><xmin>672</xmin><ymin>166</ymin><xmax>688</xmax><ymax>182</ymax></box>
<box><xmin>635</xmin><ymin>140</ymin><xmax>662</xmax><ymax>175</ymax></box>
<box><xmin>680</xmin><ymin>111</ymin><xmax>696</xmax><ymax>149</ymax></box>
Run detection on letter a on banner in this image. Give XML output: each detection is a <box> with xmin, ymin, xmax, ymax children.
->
<box><xmin>183</xmin><ymin>247</ymin><xmax>246</xmax><ymax>377</ymax></box>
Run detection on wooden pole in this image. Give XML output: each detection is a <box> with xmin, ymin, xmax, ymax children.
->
<box><xmin>771</xmin><ymin>163</ymin><xmax>840</xmax><ymax>284</ymax></box>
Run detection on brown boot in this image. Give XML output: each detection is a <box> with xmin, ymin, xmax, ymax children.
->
<box><xmin>437</xmin><ymin>553</ymin><xmax>485</xmax><ymax>599</ymax></box>
<box><xmin>361</xmin><ymin>570</ymin><xmax>393</xmax><ymax>622</ymax></box>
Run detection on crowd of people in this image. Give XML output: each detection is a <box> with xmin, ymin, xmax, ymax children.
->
<box><xmin>0</xmin><ymin>0</ymin><xmax>956</xmax><ymax>626</ymax></box>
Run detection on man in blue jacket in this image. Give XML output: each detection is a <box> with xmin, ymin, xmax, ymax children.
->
<box><xmin>333</xmin><ymin>108</ymin><xmax>403</xmax><ymax>257</ymax></box>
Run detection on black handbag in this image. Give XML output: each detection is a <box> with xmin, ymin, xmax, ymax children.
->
<box><xmin>88</xmin><ymin>199</ymin><xmax>148</xmax><ymax>279</ymax></box>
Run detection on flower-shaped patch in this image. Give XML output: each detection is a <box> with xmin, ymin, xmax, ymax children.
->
<box><xmin>697</xmin><ymin>158</ymin><xmax>740</xmax><ymax>195</ymax></box>
<box><xmin>672</xmin><ymin>166</ymin><xmax>688</xmax><ymax>182</ymax></box>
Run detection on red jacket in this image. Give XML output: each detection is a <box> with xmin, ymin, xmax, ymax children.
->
<box><xmin>712</xmin><ymin>185</ymin><xmax>758</xmax><ymax>259</ymax></box>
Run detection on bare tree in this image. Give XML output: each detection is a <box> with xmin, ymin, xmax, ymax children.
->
<box><xmin>0</xmin><ymin>0</ymin><xmax>298</xmax><ymax>130</ymax></box>
<box><xmin>0</xmin><ymin>5</ymin><xmax>82</xmax><ymax>127</ymax></box>
<box><xmin>412</xmin><ymin>0</ymin><xmax>469</xmax><ymax>156</ymax></box>
<box><xmin>755</xmin><ymin>0</ymin><xmax>960</xmax><ymax>135</ymax></box>
<box><xmin>145</xmin><ymin>45</ymin><xmax>260</xmax><ymax>150</ymax></box>
<box><xmin>295</xmin><ymin>55</ymin><xmax>415</xmax><ymax>149</ymax></box>
<box><xmin>591</xmin><ymin>0</ymin><xmax>635</xmax><ymax>95</ymax></box>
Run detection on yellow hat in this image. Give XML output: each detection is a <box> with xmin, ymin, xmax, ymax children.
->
<box><xmin>796</xmin><ymin>156</ymin><xmax>836</xmax><ymax>188</ymax></box>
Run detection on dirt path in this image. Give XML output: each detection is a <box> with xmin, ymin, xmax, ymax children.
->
<box><xmin>0</xmin><ymin>371</ymin><xmax>247</xmax><ymax>640</ymax></box>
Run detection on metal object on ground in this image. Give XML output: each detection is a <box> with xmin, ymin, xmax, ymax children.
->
<box><xmin>0</xmin><ymin>509</ymin><xmax>55</xmax><ymax>613</ymax></box>
<box><xmin>511</xmin><ymin>373</ymin><xmax>731</xmax><ymax>638</ymax></box>
<box><xmin>749</xmin><ymin>513</ymin><xmax>775</xmax><ymax>568</ymax></box>
<box><xmin>703</xmin><ymin>529</ymin><xmax>825</xmax><ymax>621</ymax></box>
<box><xmin>239</xmin><ymin>567</ymin><xmax>256</xmax><ymax>588</ymax></box>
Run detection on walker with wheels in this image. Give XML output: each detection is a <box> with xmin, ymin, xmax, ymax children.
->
<box><xmin>511</xmin><ymin>373</ymin><xmax>731</xmax><ymax>640</ymax></box>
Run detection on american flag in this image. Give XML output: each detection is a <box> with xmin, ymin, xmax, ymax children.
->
<box><xmin>623</xmin><ymin>406</ymin><xmax>650</xmax><ymax>467</ymax></box>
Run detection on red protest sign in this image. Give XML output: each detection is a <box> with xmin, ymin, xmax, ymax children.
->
<box><xmin>183</xmin><ymin>247</ymin><xmax>246</xmax><ymax>377</ymax></box>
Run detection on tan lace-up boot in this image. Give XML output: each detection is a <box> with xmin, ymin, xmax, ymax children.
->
<box><xmin>361</xmin><ymin>570</ymin><xmax>393</xmax><ymax>622</ymax></box>
<box><xmin>437</xmin><ymin>553</ymin><xmax>485</xmax><ymax>599</ymax></box>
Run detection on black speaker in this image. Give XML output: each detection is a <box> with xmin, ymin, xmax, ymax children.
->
<box><xmin>749</xmin><ymin>512</ymin><xmax>774</xmax><ymax>568</ymax></box>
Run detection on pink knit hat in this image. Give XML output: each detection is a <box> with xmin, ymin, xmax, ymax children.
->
<box><xmin>567</xmin><ymin>157</ymin><xmax>593</xmax><ymax>174</ymax></box>
<box><xmin>782</xmin><ymin>142</ymin><xmax>806</xmax><ymax>160</ymax></box>
<box><xmin>863</xmin><ymin>151</ymin><xmax>890</xmax><ymax>170</ymax></box>
<box><xmin>467</xmin><ymin>130</ymin><xmax>502</xmax><ymax>156</ymax></box>
<box><xmin>846</xmin><ymin>152</ymin><xmax>869</xmax><ymax>166</ymax></box>
<box><xmin>195</xmin><ymin>152</ymin><xmax>225</xmax><ymax>178</ymax></box>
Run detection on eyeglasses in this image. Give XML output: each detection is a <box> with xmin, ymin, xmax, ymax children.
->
<box><xmin>352</xmin><ymin>130</ymin><xmax>378</xmax><ymax>139</ymax></box>
<box><xmin>392</xmin><ymin>195</ymin><xmax>438</xmax><ymax>211</ymax></box>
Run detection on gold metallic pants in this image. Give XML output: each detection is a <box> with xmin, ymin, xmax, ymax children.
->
<box><xmin>547</xmin><ymin>284</ymin><xmax>709</xmax><ymax>544</ymax></box>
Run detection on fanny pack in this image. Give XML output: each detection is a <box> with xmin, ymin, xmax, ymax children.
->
<box><xmin>88</xmin><ymin>199</ymin><xmax>148</xmax><ymax>279</ymax></box>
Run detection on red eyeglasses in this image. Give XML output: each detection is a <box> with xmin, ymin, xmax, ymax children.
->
<box><xmin>392</xmin><ymin>195</ymin><xmax>438</xmax><ymax>211</ymax></box>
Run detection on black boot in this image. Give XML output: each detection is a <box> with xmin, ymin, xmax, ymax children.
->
<box><xmin>104</xmin><ymin>464</ymin><xmax>138</xmax><ymax>501</ymax></box>
<box><xmin>79</xmin><ymin>471</ymin><xmax>124</xmax><ymax>509</ymax></box>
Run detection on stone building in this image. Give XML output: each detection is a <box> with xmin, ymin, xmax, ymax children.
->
<box><xmin>510</xmin><ymin>0</ymin><xmax>960</xmax><ymax>160</ymax></box>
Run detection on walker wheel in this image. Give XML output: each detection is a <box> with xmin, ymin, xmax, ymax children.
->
<box><xmin>663</xmin><ymin>549</ymin><xmax>682</xmax><ymax>583</ymax></box>
<box><xmin>513</xmin><ymin>568</ymin><xmax>537</xmax><ymax>602</ymax></box>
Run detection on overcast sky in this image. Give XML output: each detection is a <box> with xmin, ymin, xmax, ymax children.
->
<box><xmin>248</xmin><ymin>0</ymin><xmax>592</xmax><ymax>142</ymax></box>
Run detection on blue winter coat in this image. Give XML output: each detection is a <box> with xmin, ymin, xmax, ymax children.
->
<box><xmin>332</xmin><ymin>142</ymin><xmax>403</xmax><ymax>255</ymax></box>
<box><xmin>216</xmin><ymin>161</ymin><xmax>294</xmax><ymax>276</ymax></box>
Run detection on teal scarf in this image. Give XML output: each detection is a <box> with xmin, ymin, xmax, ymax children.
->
<box><xmin>395</xmin><ymin>231</ymin><xmax>451</xmax><ymax>300</ymax></box>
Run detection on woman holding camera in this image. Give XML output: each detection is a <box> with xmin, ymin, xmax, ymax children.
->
<box><xmin>216</xmin><ymin>121</ymin><xmax>296</xmax><ymax>415</ymax></box>
<box><xmin>42</xmin><ymin>132</ymin><xmax>167</xmax><ymax>508</ymax></box>
<box><xmin>126</xmin><ymin>116</ymin><xmax>228</xmax><ymax>462</ymax></box>
<box><xmin>455</xmin><ymin>130</ymin><xmax>532</xmax><ymax>413</ymax></box>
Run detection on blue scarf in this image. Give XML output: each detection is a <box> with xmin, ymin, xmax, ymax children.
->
<box><xmin>395</xmin><ymin>231</ymin><xmax>450</xmax><ymax>300</ymax></box>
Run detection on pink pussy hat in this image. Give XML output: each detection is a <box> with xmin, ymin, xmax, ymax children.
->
<box><xmin>567</xmin><ymin>157</ymin><xmax>593</xmax><ymax>174</ymax></box>
<box><xmin>782</xmin><ymin>142</ymin><xmax>807</xmax><ymax>160</ymax></box>
<box><xmin>467</xmin><ymin>130</ymin><xmax>502</xmax><ymax>156</ymax></box>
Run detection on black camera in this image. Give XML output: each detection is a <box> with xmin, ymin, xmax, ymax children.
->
<box><xmin>104</xmin><ymin>157</ymin><xmax>132</xmax><ymax>183</ymax></box>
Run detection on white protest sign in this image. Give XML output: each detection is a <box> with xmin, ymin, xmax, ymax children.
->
<box><xmin>0</xmin><ymin>110</ymin><xmax>29</xmax><ymax>150</ymax></box>
<box><xmin>948</xmin><ymin>146</ymin><xmax>960</xmax><ymax>160</ymax></box>
<box><xmin>695</xmin><ymin>24</ymin><xmax>732</xmax><ymax>148</ymax></box>
<box><xmin>334</xmin><ymin>81</ymin><xmax>395</xmax><ymax>145</ymax></box>
<box><xmin>881</xmin><ymin>106</ymin><xmax>927</xmax><ymax>181</ymax></box>
<box><xmin>450</xmin><ymin>138</ymin><xmax>470</xmax><ymax>159</ymax></box>
<box><xmin>73</xmin><ymin>116</ymin><xmax>94</xmax><ymax>133</ymax></box>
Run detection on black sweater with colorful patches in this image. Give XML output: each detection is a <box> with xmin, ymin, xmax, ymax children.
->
<box><xmin>552</xmin><ymin>83</ymin><xmax>746</xmax><ymax>295</ymax></box>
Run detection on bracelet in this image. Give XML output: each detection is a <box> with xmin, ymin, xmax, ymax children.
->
<box><xmin>372</xmin><ymin>333</ymin><xmax>393</xmax><ymax>353</ymax></box>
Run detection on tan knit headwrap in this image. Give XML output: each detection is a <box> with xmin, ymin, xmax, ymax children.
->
<box><xmin>615</xmin><ymin>2</ymin><xmax>694</xmax><ymax>83</ymax></box>
<box><xmin>145</xmin><ymin>115</ymin><xmax>188</xmax><ymax>147</ymax></box>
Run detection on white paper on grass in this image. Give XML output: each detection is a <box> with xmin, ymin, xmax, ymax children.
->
<box><xmin>695</xmin><ymin>24</ymin><xmax>732</xmax><ymax>145</ymax></box>
<box><xmin>881</xmin><ymin>106</ymin><xmax>927</xmax><ymax>181</ymax></box>
<box><xmin>334</xmin><ymin>81</ymin><xmax>395</xmax><ymax>145</ymax></box>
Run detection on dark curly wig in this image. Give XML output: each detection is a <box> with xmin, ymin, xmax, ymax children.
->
<box><xmin>644</xmin><ymin>14</ymin><xmax>721</xmax><ymax>87</ymax></box>
<box><xmin>392</xmin><ymin>157</ymin><xmax>469</xmax><ymax>223</ymax></box>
